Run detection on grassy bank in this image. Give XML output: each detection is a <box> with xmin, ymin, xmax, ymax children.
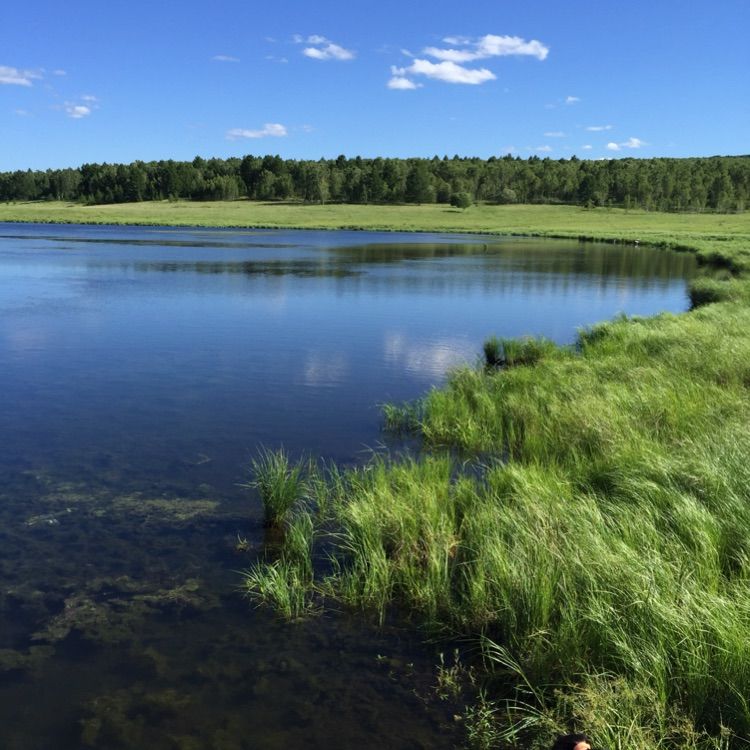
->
<box><xmin>215</xmin><ymin>205</ymin><xmax>747</xmax><ymax>748</ymax></box>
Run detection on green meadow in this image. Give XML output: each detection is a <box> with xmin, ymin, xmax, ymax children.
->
<box><xmin>6</xmin><ymin>200</ymin><xmax>750</xmax><ymax>747</ymax></box>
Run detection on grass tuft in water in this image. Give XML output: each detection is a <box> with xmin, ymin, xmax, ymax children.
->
<box><xmin>243</xmin><ymin>508</ymin><xmax>317</xmax><ymax>619</ymax></box>
<box><xmin>482</xmin><ymin>336</ymin><xmax>504</xmax><ymax>368</ymax></box>
<box><xmin>483</xmin><ymin>335</ymin><xmax>557</xmax><ymax>369</ymax></box>
<box><xmin>382</xmin><ymin>400</ymin><xmax>423</xmax><ymax>433</ymax></box>
<box><xmin>242</xmin><ymin>558</ymin><xmax>311</xmax><ymax>620</ymax></box>
<box><xmin>245</xmin><ymin>447</ymin><xmax>307</xmax><ymax>527</ymax></box>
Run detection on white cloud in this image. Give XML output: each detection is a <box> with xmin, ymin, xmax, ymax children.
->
<box><xmin>226</xmin><ymin>123</ymin><xmax>288</xmax><ymax>139</ymax></box>
<box><xmin>535</xmin><ymin>145</ymin><xmax>553</xmax><ymax>152</ymax></box>
<box><xmin>52</xmin><ymin>69</ymin><xmax>66</xmax><ymax>76</ymax></box>
<box><xmin>425</xmin><ymin>34</ymin><xmax>549</xmax><ymax>63</ymax></box>
<box><xmin>61</xmin><ymin>95</ymin><xmax>99</xmax><ymax>119</ymax></box>
<box><xmin>622</xmin><ymin>136</ymin><xmax>645</xmax><ymax>148</ymax></box>
<box><xmin>297</xmin><ymin>35</ymin><xmax>355</xmax><ymax>61</ymax></box>
<box><xmin>303</xmin><ymin>44</ymin><xmax>354</xmax><ymax>61</ymax></box>
<box><xmin>212</xmin><ymin>54</ymin><xmax>240</xmax><ymax>63</ymax></box>
<box><xmin>582</xmin><ymin>144</ymin><xmax>593</xmax><ymax>150</ymax></box>
<box><xmin>65</xmin><ymin>104</ymin><xmax>91</xmax><ymax>119</ymax></box>
<box><xmin>442</xmin><ymin>35</ymin><xmax>472</xmax><ymax>46</ymax></box>
<box><xmin>397</xmin><ymin>58</ymin><xmax>495</xmax><ymax>85</ymax></box>
<box><xmin>0</xmin><ymin>65</ymin><xmax>42</xmax><ymax>86</ymax></box>
<box><xmin>265</xmin><ymin>55</ymin><xmax>289</xmax><ymax>63</ymax></box>
<box><xmin>476</xmin><ymin>34</ymin><xmax>549</xmax><ymax>60</ymax></box>
<box><xmin>544</xmin><ymin>131</ymin><xmax>565</xmax><ymax>137</ymax></box>
<box><xmin>423</xmin><ymin>46</ymin><xmax>479</xmax><ymax>63</ymax></box>
<box><xmin>607</xmin><ymin>136</ymin><xmax>646</xmax><ymax>151</ymax></box>
<box><xmin>388</xmin><ymin>33</ymin><xmax>546</xmax><ymax>89</ymax></box>
<box><xmin>565</xmin><ymin>95</ymin><xmax>580</xmax><ymax>104</ymax></box>
<box><xmin>13</xmin><ymin>108</ymin><xmax>30</xmax><ymax>116</ymax></box>
<box><xmin>586</xmin><ymin>124</ymin><xmax>612</xmax><ymax>131</ymax></box>
<box><xmin>387</xmin><ymin>75</ymin><xmax>421</xmax><ymax>90</ymax></box>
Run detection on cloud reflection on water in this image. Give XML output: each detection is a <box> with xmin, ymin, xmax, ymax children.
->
<box><xmin>383</xmin><ymin>332</ymin><xmax>475</xmax><ymax>380</ymax></box>
<box><xmin>301</xmin><ymin>351</ymin><xmax>349</xmax><ymax>387</ymax></box>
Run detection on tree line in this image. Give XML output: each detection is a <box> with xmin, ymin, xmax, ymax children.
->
<box><xmin>1</xmin><ymin>154</ymin><xmax>748</xmax><ymax>211</ymax></box>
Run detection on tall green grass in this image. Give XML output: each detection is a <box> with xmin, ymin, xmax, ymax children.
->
<box><xmin>482</xmin><ymin>639</ymin><xmax>733</xmax><ymax>750</ymax></box>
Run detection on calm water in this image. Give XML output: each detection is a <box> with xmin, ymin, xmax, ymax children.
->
<box><xmin>0</xmin><ymin>224</ymin><xmax>695</xmax><ymax>748</ymax></box>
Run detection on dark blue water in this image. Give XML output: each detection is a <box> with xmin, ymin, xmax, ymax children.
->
<box><xmin>0</xmin><ymin>224</ymin><xmax>695</xmax><ymax>748</ymax></box>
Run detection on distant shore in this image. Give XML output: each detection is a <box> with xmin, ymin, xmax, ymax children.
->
<box><xmin>1</xmin><ymin>200</ymin><xmax>748</xmax><ymax>267</ymax></box>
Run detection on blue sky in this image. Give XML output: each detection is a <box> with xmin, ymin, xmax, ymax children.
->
<box><xmin>1</xmin><ymin>0</ymin><xmax>748</xmax><ymax>170</ymax></box>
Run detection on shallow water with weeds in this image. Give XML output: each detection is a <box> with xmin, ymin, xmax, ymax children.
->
<box><xmin>0</xmin><ymin>224</ymin><xmax>695</xmax><ymax>747</ymax></box>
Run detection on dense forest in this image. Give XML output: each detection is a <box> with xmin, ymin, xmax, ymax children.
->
<box><xmin>1</xmin><ymin>154</ymin><xmax>748</xmax><ymax>211</ymax></box>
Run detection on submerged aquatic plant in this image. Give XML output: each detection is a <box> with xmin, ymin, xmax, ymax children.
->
<box><xmin>245</xmin><ymin>447</ymin><xmax>307</xmax><ymax>527</ymax></box>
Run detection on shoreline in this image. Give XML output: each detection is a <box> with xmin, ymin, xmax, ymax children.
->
<box><xmin>3</xmin><ymin>200</ymin><xmax>745</xmax><ymax>269</ymax></box>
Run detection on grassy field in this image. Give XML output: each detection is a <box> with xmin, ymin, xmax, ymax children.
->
<box><xmin>5</xmin><ymin>200</ymin><xmax>750</xmax><ymax>747</ymax></box>
<box><xmin>1</xmin><ymin>199</ymin><xmax>749</xmax><ymax>263</ymax></box>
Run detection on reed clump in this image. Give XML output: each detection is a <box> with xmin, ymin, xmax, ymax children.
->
<box><xmin>482</xmin><ymin>336</ymin><xmax>556</xmax><ymax>369</ymax></box>
<box><xmin>244</xmin><ymin>447</ymin><xmax>307</xmax><ymax>527</ymax></box>
<box><xmin>243</xmin><ymin>509</ymin><xmax>317</xmax><ymax>619</ymax></box>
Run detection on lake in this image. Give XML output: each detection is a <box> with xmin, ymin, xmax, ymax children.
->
<box><xmin>0</xmin><ymin>224</ymin><xmax>696</xmax><ymax>749</ymax></box>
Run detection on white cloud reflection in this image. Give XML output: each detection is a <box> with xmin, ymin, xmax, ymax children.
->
<box><xmin>383</xmin><ymin>332</ymin><xmax>474</xmax><ymax>379</ymax></box>
<box><xmin>302</xmin><ymin>352</ymin><xmax>349</xmax><ymax>387</ymax></box>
